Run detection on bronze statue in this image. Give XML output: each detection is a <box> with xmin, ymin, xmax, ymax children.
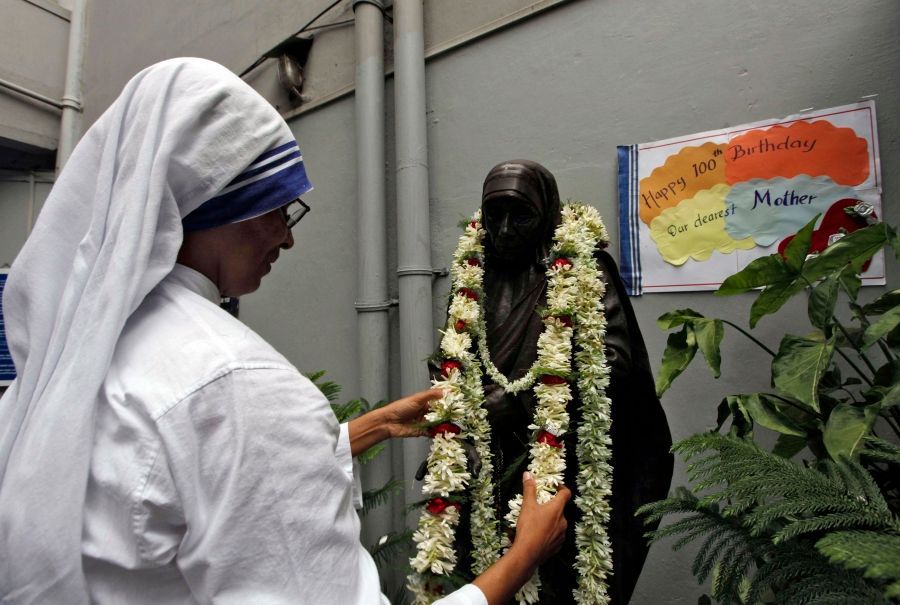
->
<box><xmin>432</xmin><ymin>160</ymin><xmax>673</xmax><ymax>604</ymax></box>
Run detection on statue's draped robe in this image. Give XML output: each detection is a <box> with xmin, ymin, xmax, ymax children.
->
<box><xmin>436</xmin><ymin>248</ymin><xmax>673</xmax><ymax>604</ymax></box>
<box><xmin>430</xmin><ymin>160</ymin><xmax>672</xmax><ymax>603</ymax></box>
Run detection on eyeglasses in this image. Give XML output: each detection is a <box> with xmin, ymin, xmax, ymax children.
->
<box><xmin>283</xmin><ymin>198</ymin><xmax>310</xmax><ymax>229</ymax></box>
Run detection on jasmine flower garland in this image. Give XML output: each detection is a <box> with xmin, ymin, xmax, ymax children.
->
<box><xmin>408</xmin><ymin>204</ymin><xmax>613</xmax><ymax>605</ymax></box>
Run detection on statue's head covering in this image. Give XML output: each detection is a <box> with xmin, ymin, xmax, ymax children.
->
<box><xmin>0</xmin><ymin>57</ymin><xmax>311</xmax><ymax>603</ymax></box>
<box><xmin>480</xmin><ymin>159</ymin><xmax>561</xmax><ymax>265</ymax></box>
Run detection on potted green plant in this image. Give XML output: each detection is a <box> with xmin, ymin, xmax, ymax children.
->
<box><xmin>638</xmin><ymin>215</ymin><xmax>900</xmax><ymax>604</ymax></box>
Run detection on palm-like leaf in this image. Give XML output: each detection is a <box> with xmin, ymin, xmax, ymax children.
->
<box><xmin>641</xmin><ymin>433</ymin><xmax>899</xmax><ymax>601</ymax></box>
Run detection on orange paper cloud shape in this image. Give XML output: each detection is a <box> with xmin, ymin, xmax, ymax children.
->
<box><xmin>638</xmin><ymin>142</ymin><xmax>727</xmax><ymax>225</ymax></box>
<box><xmin>725</xmin><ymin>121</ymin><xmax>869</xmax><ymax>186</ymax></box>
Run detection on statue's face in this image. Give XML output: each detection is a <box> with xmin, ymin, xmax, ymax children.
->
<box><xmin>482</xmin><ymin>195</ymin><xmax>543</xmax><ymax>262</ymax></box>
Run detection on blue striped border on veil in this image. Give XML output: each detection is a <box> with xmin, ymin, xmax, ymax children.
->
<box><xmin>183</xmin><ymin>140</ymin><xmax>314</xmax><ymax>231</ymax></box>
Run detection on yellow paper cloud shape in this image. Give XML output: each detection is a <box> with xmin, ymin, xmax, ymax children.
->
<box><xmin>649</xmin><ymin>183</ymin><xmax>755</xmax><ymax>266</ymax></box>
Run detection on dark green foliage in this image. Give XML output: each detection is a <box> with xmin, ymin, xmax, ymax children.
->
<box><xmin>331</xmin><ymin>398</ymin><xmax>366</xmax><ymax>423</ymax></box>
<box><xmin>648</xmin><ymin>219</ymin><xmax>900</xmax><ymax>603</ymax></box>
<box><xmin>643</xmin><ymin>488</ymin><xmax>767</xmax><ymax>602</ymax></box>
<box><xmin>639</xmin><ymin>434</ymin><xmax>898</xmax><ymax>603</ymax></box>
<box><xmin>363</xmin><ymin>478</ymin><xmax>405</xmax><ymax>516</ymax></box>
<box><xmin>864</xmin><ymin>436</ymin><xmax>900</xmax><ymax>465</ymax></box>
<box><xmin>305</xmin><ymin>369</ymin><xmax>342</xmax><ymax>403</ymax></box>
<box><xmin>371</xmin><ymin>529</ymin><xmax>415</xmax><ymax>567</ymax></box>
<box><xmin>746</xmin><ymin>543</ymin><xmax>882</xmax><ymax>605</ymax></box>
<box><xmin>817</xmin><ymin>531</ymin><xmax>900</xmax><ymax>598</ymax></box>
<box><xmin>655</xmin><ymin>310</ymin><xmax>725</xmax><ymax>396</ymax></box>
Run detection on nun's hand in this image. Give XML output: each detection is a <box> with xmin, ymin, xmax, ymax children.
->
<box><xmin>348</xmin><ymin>388</ymin><xmax>442</xmax><ymax>456</ymax></box>
<box><xmin>469</xmin><ymin>474</ymin><xmax>570</xmax><ymax>605</ymax></box>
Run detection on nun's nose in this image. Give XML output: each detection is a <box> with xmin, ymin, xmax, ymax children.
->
<box><xmin>282</xmin><ymin>226</ymin><xmax>294</xmax><ymax>250</ymax></box>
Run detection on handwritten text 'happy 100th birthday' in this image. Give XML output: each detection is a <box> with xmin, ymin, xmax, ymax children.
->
<box><xmin>641</xmin><ymin>135</ymin><xmax>817</xmax><ymax>210</ymax></box>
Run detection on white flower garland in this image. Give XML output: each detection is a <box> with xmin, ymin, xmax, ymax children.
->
<box><xmin>409</xmin><ymin>203</ymin><xmax>614</xmax><ymax>605</ymax></box>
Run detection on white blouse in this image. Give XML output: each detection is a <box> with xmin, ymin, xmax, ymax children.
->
<box><xmin>82</xmin><ymin>264</ymin><xmax>484</xmax><ymax>605</ymax></box>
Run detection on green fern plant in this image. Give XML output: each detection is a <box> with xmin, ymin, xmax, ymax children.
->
<box><xmin>640</xmin><ymin>216</ymin><xmax>900</xmax><ymax>604</ymax></box>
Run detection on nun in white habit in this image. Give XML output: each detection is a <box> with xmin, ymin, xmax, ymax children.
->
<box><xmin>0</xmin><ymin>58</ymin><xmax>567</xmax><ymax>605</ymax></box>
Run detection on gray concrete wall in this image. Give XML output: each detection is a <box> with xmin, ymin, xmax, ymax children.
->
<box><xmin>0</xmin><ymin>0</ymin><xmax>69</xmax><ymax>150</ymax></box>
<box><xmin>80</xmin><ymin>0</ymin><xmax>570</xmax><ymax>126</ymax></box>
<box><xmin>80</xmin><ymin>0</ymin><xmax>352</xmax><ymax>123</ymax></box>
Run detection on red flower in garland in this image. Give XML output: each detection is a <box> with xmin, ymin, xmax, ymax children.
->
<box><xmin>540</xmin><ymin>374</ymin><xmax>569</xmax><ymax>386</ymax></box>
<box><xmin>469</xmin><ymin>220</ymin><xmax>479</xmax><ymax>230</ymax></box>
<box><xmin>537</xmin><ymin>430</ymin><xmax>563</xmax><ymax>449</ymax></box>
<box><xmin>428</xmin><ymin>422</ymin><xmax>462</xmax><ymax>437</ymax></box>
<box><xmin>425</xmin><ymin>582</ymin><xmax>446</xmax><ymax>596</ymax></box>
<box><xmin>552</xmin><ymin>257</ymin><xmax>573</xmax><ymax>270</ymax></box>
<box><xmin>466</xmin><ymin>257</ymin><xmax>481</xmax><ymax>267</ymax></box>
<box><xmin>426</xmin><ymin>497</ymin><xmax>462</xmax><ymax>515</ymax></box>
<box><xmin>440</xmin><ymin>359</ymin><xmax>463</xmax><ymax>377</ymax></box>
<box><xmin>454</xmin><ymin>319</ymin><xmax>468</xmax><ymax>332</ymax></box>
<box><xmin>457</xmin><ymin>287</ymin><xmax>479</xmax><ymax>300</ymax></box>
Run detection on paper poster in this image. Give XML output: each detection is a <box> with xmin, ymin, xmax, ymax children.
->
<box><xmin>617</xmin><ymin>101</ymin><xmax>883</xmax><ymax>294</ymax></box>
<box><xmin>1</xmin><ymin>269</ymin><xmax>14</xmax><ymax>386</ymax></box>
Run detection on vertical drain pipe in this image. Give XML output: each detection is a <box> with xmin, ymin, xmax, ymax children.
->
<box><xmin>57</xmin><ymin>0</ymin><xmax>87</xmax><ymax>173</ymax></box>
<box><xmin>394</xmin><ymin>0</ymin><xmax>434</xmax><ymax>512</ymax></box>
<box><xmin>352</xmin><ymin>0</ymin><xmax>392</xmax><ymax>549</ymax></box>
